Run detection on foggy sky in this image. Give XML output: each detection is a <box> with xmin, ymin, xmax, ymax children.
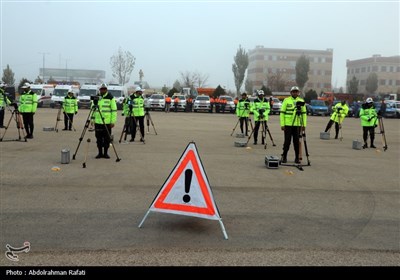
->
<box><xmin>1</xmin><ymin>0</ymin><xmax>399</xmax><ymax>90</ymax></box>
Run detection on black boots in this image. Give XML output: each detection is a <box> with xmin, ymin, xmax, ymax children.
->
<box><xmin>103</xmin><ymin>147</ymin><xmax>110</xmax><ymax>159</ymax></box>
<box><xmin>96</xmin><ymin>147</ymin><xmax>103</xmax><ymax>159</ymax></box>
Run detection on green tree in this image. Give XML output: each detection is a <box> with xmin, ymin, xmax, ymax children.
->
<box><xmin>232</xmin><ymin>45</ymin><xmax>249</xmax><ymax>97</ymax></box>
<box><xmin>173</xmin><ymin>80</ymin><xmax>181</xmax><ymax>92</ymax></box>
<box><xmin>110</xmin><ymin>47</ymin><xmax>135</xmax><ymax>85</ymax></box>
<box><xmin>304</xmin><ymin>89</ymin><xmax>318</xmax><ymax>103</ymax></box>
<box><xmin>365</xmin><ymin>72</ymin><xmax>378</xmax><ymax>94</ymax></box>
<box><xmin>213</xmin><ymin>85</ymin><xmax>226</xmax><ymax>98</ymax></box>
<box><xmin>260</xmin><ymin>85</ymin><xmax>272</xmax><ymax>96</ymax></box>
<box><xmin>161</xmin><ymin>84</ymin><xmax>169</xmax><ymax>95</ymax></box>
<box><xmin>2</xmin><ymin>64</ymin><xmax>15</xmax><ymax>85</ymax></box>
<box><xmin>295</xmin><ymin>55</ymin><xmax>310</xmax><ymax>91</ymax></box>
<box><xmin>167</xmin><ymin>87</ymin><xmax>178</xmax><ymax>97</ymax></box>
<box><xmin>18</xmin><ymin>78</ymin><xmax>32</xmax><ymax>93</ymax></box>
<box><xmin>244</xmin><ymin>78</ymin><xmax>253</xmax><ymax>94</ymax></box>
<box><xmin>348</xmin><ymin>76</ymin><xmax>359</xmax><ymax>94</ymax></box>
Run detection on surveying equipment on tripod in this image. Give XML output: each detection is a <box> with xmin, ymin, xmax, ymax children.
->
<box><xmin>231</xmin><ymin>98</ymin><xmax>251</xmax><ymax>136</ymax></box>
<box><xmin>54</xmin><ymin>101</ymin><xmax>76</xmax><ymax>132</ymax></box>
<box><xmin>72</xmin><ymin>93</ymin><xmax>121</xmax><ymax>165</ymax></box>
<box><xmin>0</xmin><ymin>103</ymin><xmax>27</xmax><ymax>142</ymax></box>
<box><xmin>119</xmin><ymin>101</ymin><xmax>135</xmax><ymax>143</ymax></box>
<box><xmin>279</xmin><ymin>99</ymin><xmax>310</xmax><ymax>171</ymax></box>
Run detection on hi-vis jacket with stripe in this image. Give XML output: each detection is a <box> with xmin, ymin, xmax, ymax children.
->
<box><xmin>280</xmin><ymin>96</ymin><xmax>307</xmax><ymax>127</ymax></box>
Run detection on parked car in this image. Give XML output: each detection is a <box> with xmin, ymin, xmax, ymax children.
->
<box><xmin>171</xmin><ymin>94</ymin><xmax>187</xmax><ymax>111</ymax></box>
<box><xmin>375</xmin><ymin>101</ymin><xmax>397</xmax><ymax>118</ymax></box>
<box><xmin>193</xmin><ymin>95</ymin><xmax>211</xmax><ymax>112</ymax></box>
<box><xmin>269</xmin><ymin>97</ymin><xmax>282</xmax><ymax>115</ymax></box>
<box><xmin>307</xmin><ymin>100</ymin><xmax>329</xmax><ymax>116</ymax></box>
<box><xmin>147</xmin><ymin>94</ymin><xmax>165</xmax><ymax>111</ymax></box>
<box><xmin>218</xmin><ymin>95</ymin><xmax>235</xmax><ymax>113</ymax></box>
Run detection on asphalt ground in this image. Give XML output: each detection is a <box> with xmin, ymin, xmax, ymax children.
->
<box><xmin>0</xmin><ymin>108</ymin><xmax>399</xmax><ymax>267</ymax></box>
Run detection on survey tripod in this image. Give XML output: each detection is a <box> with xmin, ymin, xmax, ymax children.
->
<box><xmin>54</xmin><ymin>102</ymin><xmax>76</xmax><ymax>132</ymax></box>
<box><xmin>376</xmin><ymin>116</ymin><xmax>388</xmax><ymax>151</ymax></box>
<box><xmin>119</xmin><ymin>105</ymin><xmax>135</xmax><ymax>143</ymax></box>
<box><xmin>72</xmin><ymin>100</ymin><xmax>121</xmax><ymax>166</ymax></box>
<box><xmin>279</xmin><ymin>102</ymin><xmax>310</xmax><ymax>171</ymax></box>
<box><xmin>230</xmin><ymin>102</ymin><xmax>251</xmax><ymax>136</ymax></box>
<box><xmin>145</xmin><ymin>108</ymin><xmax>157</xmax><ymax>135</ymax></box>
<box><xmin>246</xmin><ymin>110</ymin><xmax>276</xmax><ymax>150</ymax></box>
<box><xmin>0</xmin><ymin>103</ymin><xmax>27</xmax><ymax>142</ymax></box>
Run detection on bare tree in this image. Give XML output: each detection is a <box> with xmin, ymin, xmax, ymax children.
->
<box><xmin>180</xmin><ymin>71</ymin><xmax>208</xmax><ymax>88</ymax></box>
<box><xmin>110</xmin><ymin>47</ymin><xmax>135</xmax><ymax>85</ymax></box>
<box><xmin>267</xmin><ymin>71</ymin><xmax>289</xmax><ymax>91</ymax></box>
<box><xmin>193</xmin><ymin>71</ymin><xmax>209</xmax><ymax>88</ymax></box>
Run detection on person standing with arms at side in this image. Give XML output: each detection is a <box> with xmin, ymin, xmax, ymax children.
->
<box><xmin>0</xmin><ymin>82</ymin><xmax>12</xmax><ymax>128</ymax></box>
<box><xmin>236</xmin><ymin>92</ymin><xmax>250</xmax><ymax>136</ymax></box>
<box><xmin>280</xmin><ymin>86</ymin><xmax>307</xmax><ymax>163</ymax></box>
<box><xmin>324</xmin><ymin>100</ymin><xmax>349</xmax><ymax>139</ymax></box>
<box><xmin>359</xmin><ymin>97</ymin><xmax>378</xmax><ymax>149</ymax></box>
<box><xmin>251</xmin><ymin>90</ymin><xmax>270</xmax><ymax>144</ymax></box>
<box><xmin>92</xmin><ymin>83</ymin><xmax>117</xmax><ymax>159</ymax></box>
<box><xmin>131</xmin><ymin>87</ymin><xmax>145</xmax><ymax>142</ymax></box>
<box><xmin>165</xmin><ymin>95</ymin><xmax>171</xmax><ymax>113</ymax></box>
<box><xmin>19</xmin><ymin>83</ymin><xmax>37</xmax><ymax>139</ymax></box>
<box><xmin>379</xmin><ymin>99</ymin><xmax>386</xmax><ymax>118</ymax></box>
<box><xmin>62</xmin><ymin>89</ymin><xmax>78</xmax><ymax>131</ymax></box>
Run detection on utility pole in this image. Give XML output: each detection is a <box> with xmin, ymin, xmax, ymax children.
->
<box><xmin>65</xmin><ymin>59</ymin><xmax>71</xmax><ymax>81</ymax></box>
<box><xmin>38</xmin><ymin>52</ymin><xmax>50</xmax><ymax>83</ymax></box>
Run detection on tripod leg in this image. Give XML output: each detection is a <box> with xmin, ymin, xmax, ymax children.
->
<box><xmin>246</xmin><ymin>121</ymin><xmax>256</xmax><ymax>145</ymax></box>
<box><xmin>150</xmin><ymin>116</ymin><xmax>157</xmax><ymax>135</ymax></box>
<box><xmin>379</xmin><ymin>118</ymin><xmax>388</xmax><ymax>151</ymax></box>
<box><xmin>262</xmin><ymin>122</ymin><xmax>267</xmax><ymax>150</ymax></box>
<box><xmin>0</xmin><ymin>111</ymin><xmax>14</xmax><ymax>141</ymax></box>
<box><xmin>266</xmin><ymin>125</ymin><xmax>276</xmax><ymax>146</ymax></box>
<box><xmin>55</xmin><ymin>107</ymin><xmax>62</xmax><ymax>133</ymax></box>
<box><xmin>17</xmin><ymin>112</ymin><xmax>27</xmax><ymax>141</ymax></box>
<box><xmin>303</xmin><ymin>131</ymin><xmax>311</xmax><ymax>166</ymax></box>
<box><xmin>230</xmin><ymin>118</ymin><xmax>240</xmax><ymax>136</ymax></box>
<box><xmin>82</xmin><ymin>138</ymin><xmax>91</xmax><ymax>168</ymax></box>
<box><xmin>73</xmin><ymin>109</ymin><xmax>93</xmax><ymax>160</ymax></box>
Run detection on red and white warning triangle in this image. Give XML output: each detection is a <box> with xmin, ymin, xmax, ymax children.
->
<box><xmin>149</xmin><ymin>142</ymin><xmax>221</xmax><ymax>220</ymax></box>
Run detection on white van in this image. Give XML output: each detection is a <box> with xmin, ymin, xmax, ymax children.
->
<box><xmin>30</xmin><ymin>84</ymin><xmax>54</xmax><ymax>107</ymax></box>
<box><xmin>50</xmin><ymin>85</ymin><xmax>79</xmax><ymax>108</ymax></box>
<box><xmin>77</xmin><ymin>84</ymin><xmax>98</xmax><ymax>109</ymax></box>
<box><xmin>107</xmin><ymin>84</ymin><xmax>127</xmax><ymax>110</ymax></box>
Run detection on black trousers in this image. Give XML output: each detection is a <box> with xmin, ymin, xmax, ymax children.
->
<box><xmin>63</xmin><ymin>112</ymin><xmax>74</xmax><ymax>129</ymax></box>
<box><xmin>363</xmin><ymin>126</ymin><xmax>375</xmax><ymax>144</ymax></box>
<box><xmin>325</xmin><ymin>120</ymin><xmax>339</xmax><ymax>137</ymax></box>
<box><xmin>131</xmin><ymin>116</ymin><xmax>144</xmax><ymax>140</ymax></box>
<box><xmin>0</xmin><ymin>108</ymin><xmax>4</xmax><ymax>126</ymax></box>
<box><xmin>95</xmin><ymin>123</ymin><xmax>112</xmax><ymax>150</ymax></box>
<box><xmin>282</xmin><ymin>126</ymin><xmax>300</xmax><ymax>159</ymax></box>
<box><xmin>21</xmin><ymin>112</ymin><xmax>34</xmax><ymax>136</ymax></box>
<box><xmin>239</xmin><ymin>117</ymin><xmax>248</xmax><ymax>135</ymax></box>
<box><xmin>253</xmin><ymin>120</ymin><xmax>266</xmax><ymax>143</ymax></box>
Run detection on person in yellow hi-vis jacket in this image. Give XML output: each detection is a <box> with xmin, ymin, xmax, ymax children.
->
<box><xmin>18</xmin><ymin>83</ymin><xmax>38</xmax><ymax>139</ymax></box>
<box><xmin>62</xmin><ymin>89</ymin><xmax>78</xmax><ymax>131</ymax></box>
<box><xmin>324</xmin><ymin>100</ymin><xmax>349</xmax><ymax>139</ymax></box>
<box><xmin>279</xmin><ymin>86</ymin><xmax>307</xmax><ymax>163</ymax></box>
<box><xmin>91</xmin><ymin>83</ymin><xmax>117</xmax><ymax>159</ymax></box>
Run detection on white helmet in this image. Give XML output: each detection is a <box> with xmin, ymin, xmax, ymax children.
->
<box><xmin>257</xmin><ymin>90</ymin><xmax>264</xmax><ymax>95</ymax></box>
<box><xmin>99</xmin><ymin>83</ymin><xmax>108</xmax><ymax>89</ymax></box>
<box><xmin>68</xmin><ymin>89</ymin><xmax>74</xmax><ymax>94</ymax></box>
<box><xmin>366</xmin><ymin>97</ymin><xmax>373</xmax><ymax>103</ymax></box>
<box><xmin>0</xmin><ymin>82</ymin><xmax>6</xmax><ymax>88</ymax></box>
<box><xmin>290</xmin><ymin>86</ymin><xmax>300</xmax><ymax>92</ymax></box>
<box><xmin>135</xmin><ymin>86</ymin><xmax>143</xmax><ymax>92</ymax></box>
<box><xmin>22</xmin><ymin>82</ymin><xmax>31</xmax><ymax>89</ymax></box>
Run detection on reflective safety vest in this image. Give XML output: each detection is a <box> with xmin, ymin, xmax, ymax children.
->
<box><xmin>0</xmin><ymin>88</ymin><xmax>11</xmax><ymax>108</ymax></box>
<box><xmin>132</xmin><ymin>94</ymin><xmax>145</xmax><ymax>117</ymax></box>
<box><xmin>280</xmin><ymin>96</ymin><xmax>307</xmax><ymax>127</ymax></box>
<box><xmin>63</xmin><ymin>95</ymin><xmax>78</xmax><ymax>114</ymax></box>
<box><xmin>91</xmin><ymin>92</ymin><xmax>117</xmax><ymax>124</ymax></box>
<box><xmin>359</xmin><ymin>105</ymin><xmax>377</xmax><ymax>127</ymax></box>
<box><xmin>330</xmin><ymin>102</ymin><xmax>349</xmax><ymax>124</ymax></box>
<box><xmin>251</xmin><ymin>97</ymin><xmax>270</xmax><ymax>121</ymax></box>
<box><xmin>19</xmin><ymin>90</ymin><xmax>38</xmax><ymax>113</ymax></box>
<box><xmin>236</xmin><ymin>98</ymin><xmax>250</xmax><ymax>117</ymax></box>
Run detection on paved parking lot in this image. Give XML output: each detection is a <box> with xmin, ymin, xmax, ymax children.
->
<box><xmin>0</xmin><ymin>108</ymin><xmax>399</xmax><ymax>266</ymax></box>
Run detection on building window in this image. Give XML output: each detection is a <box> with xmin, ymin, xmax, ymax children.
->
<box><xmin>390</xmin><ymin>66</ymin><xmax>394</xmax><ymax>72</ymax></box>
<box><xmin>396</xmin><ymin>80</ymin><xmax>400</xmax><ymax>86</ymax></box>
<box><xmin>381</xmin><ymin>66</ymin><xmax>387</xmax><ymax>72</ymax></box>
<box><xmin>355</xmin><ymin>68</ymin><xmax>360</xmax><ymax>73</ymax></box>
<box><xmin>351</xmin><ymin>69</ymin><xmax>354</xmax><ymax>74</ymax></box>
<box><xmin>372</xmin><ymin>66</ymin><xmax>378</xmax><ymax>72</ymax></box>
<box><xmin>379</xmin><ymin>79</ymin><xmax>385</xmax><ymax>85</ymax></box>
<box><xmin>397</xmin><ymin>67</ymin><xmax>400</xmax><ymax>72</ymax></box>
<box><xmin>361</xmin><ymin>67</ymin><xmax>366</xmax><ymax>73</ymax></box>
<box><xmin>388</xmin><ymin>80</ymin><xmax>393</xmax><ymax>86</ymax></box>
<box><xmin>367</xmin><ymin>66</ymin><xmax>370</xmax><ymax>72</ymax></box>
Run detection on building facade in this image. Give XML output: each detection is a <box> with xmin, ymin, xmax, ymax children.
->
<box><xmin>39</xmin><ymin>68</ymin><xmax>105</xmax><ymax>84</ymax></box>
<box><xmin>247</xmin><ymin>46</ymin><xmax>333</xmax><ymax>94</ymax></box>
<box><xmin>346</xmin><ymin>55</ymin><xmax>400</xmax><ymax>95</ymax></box>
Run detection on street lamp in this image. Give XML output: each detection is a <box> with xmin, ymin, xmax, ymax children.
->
<box><xmin>38</xmin><ymin>52</ymin><xmax>50</xmax><ymax>83</ymax></box>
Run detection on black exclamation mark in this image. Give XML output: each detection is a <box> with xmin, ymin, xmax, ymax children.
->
<box><xmin>183</xmin><ymin>169</ymin><xmax>193</xmax><ymax>203</ymax></box>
